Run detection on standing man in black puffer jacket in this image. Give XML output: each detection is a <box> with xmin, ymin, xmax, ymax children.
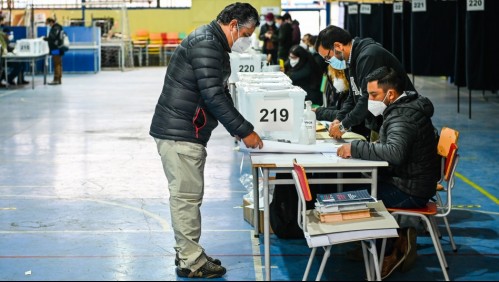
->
<box><xmin>337</xmin><ymin>66</ymin><xmax>441</xmax><ymax>280</ymax></box>
<box><xmin>149</xmin><ymin>2</ymin><xmax>263</xmax><ymax>279</ymax></box>
<box><xmin>44</xmin><ymin>18</ymin><xmax>64</xmax><ymax>85</ymax></box>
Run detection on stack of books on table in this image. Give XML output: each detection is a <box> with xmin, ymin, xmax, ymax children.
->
<box><xmin>314</xmin><ymin>189</ymin><xmax>377</xmax><ymax>223</ymax></box>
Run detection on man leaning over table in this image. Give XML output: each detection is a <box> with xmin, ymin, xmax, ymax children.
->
<box><xmin>149</xmin><ymin>2</ymin><xmax>263</xmax><ymax>279</ymax></box>
<box><xmin>336</xmin><ymin>66</ymin><xmax>441</xmax><ymax>279</ymax></box>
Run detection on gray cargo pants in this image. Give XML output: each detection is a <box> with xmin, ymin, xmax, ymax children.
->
<box><xmin>155</xmin><ymin>138</ymin><xmax>208</xmax><ymax>271</ymax></box>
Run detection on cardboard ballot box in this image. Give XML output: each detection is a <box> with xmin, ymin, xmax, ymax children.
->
<box><xmin>243</xmin><ymin>199</ymin><xmax>273</xmax><ymax>234</ymax></box>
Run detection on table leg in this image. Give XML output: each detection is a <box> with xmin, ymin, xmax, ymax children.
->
<box><xmin>44</xmin><ymin>55</ymin><xmax>48</xmax><ymax>85</ymax></box>
<box><xmin>252</xmin><ymin>166</ymin><xmax>259</xmax><ymax>237</ymax></box>
<box><xmin>263</xmin><ymin>167</ymin><xmax>271</xmax><ymax>281</ymax></box>
<box><xmin>4</xmin><ymin>59</ymin><xmax>8</xmax><ymax>89</ymax></box>
<box><xmin>31</xmin><ymin>58</ymin><xmax>35</xmax><ymax>90</ymax></box>
<box><xmin>372</xmin><ymin>168</ymin><xmax>378</xmax><ymax>198</ymax></box>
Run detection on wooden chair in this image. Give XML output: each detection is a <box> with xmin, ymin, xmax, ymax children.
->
<box><xmin>145</xmin><ymin>32</ymin><xmax>163</xmax><ymax>66</ymax></box>
<box><xmin>385</xmin><ymin>128</ymin><xmax>460</xmax><ymax>281</ymax></box>
<box><xmin>162</xmin><ymin>32</ymin><xmax>179</xmax><ymax>65</ymax></box>
<box><xmin>132</xmin><ymin>29</ymin><xmax>149</xmax><ymax>67</ymax></box>
<box><xmin>291</xmin><ymin>159</ymin><xmax>398</xmax><ymax>281</ymax></box>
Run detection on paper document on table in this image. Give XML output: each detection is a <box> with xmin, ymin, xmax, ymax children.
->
<box><xmin>238</xmin><ymin>140</ymin><xmax>338</xmax><ymax>153</ymax></box>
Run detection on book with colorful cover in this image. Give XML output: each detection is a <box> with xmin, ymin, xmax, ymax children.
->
<box><xmin>316</xmin><ymin>189</ymin><xmax>376</xmax><ymax>208</ymax></box>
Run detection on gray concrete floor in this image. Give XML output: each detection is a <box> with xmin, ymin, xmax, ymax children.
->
<box><xmin>0</xmin><ymin>67</ymin><xmax>498</xmax><ymax>281</ymax></box>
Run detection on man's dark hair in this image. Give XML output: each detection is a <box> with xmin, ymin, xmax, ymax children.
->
<box><xmin>216</xmin><ymin>2</ymin><xmax>259</xmax><ymax>28</ymax></box>
<box><xmin>275</xmin><ymin>15</ymin><xmax>283</xmax><ymax>21</ymax></box>
<box><xmin>46</xmin><ymin>17</ymin><xmax>55</xmax><ymax>24</ymax></box>
<box><xmin>366</xmin><ymin>66</ymin><xmax>404</xmax><ymax>94</ymax></box>
<box><xmin>309</xmin><ymin>35</ymin><xmax>318</xmax><ymax>46</ymax></box>
<box><xmin>282</xmin><ymin>12</ymin><xmax>292</xmax><ymax>21</ymax></box>
<box><xmin>315</xmin><ymin>25</ymin><xmax>352</xmax><ymax>50</ymax></box>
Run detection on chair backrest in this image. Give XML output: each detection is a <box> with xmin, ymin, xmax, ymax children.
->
<box><xmin>292</xmin><ymin>159</ymin><xmax>312</xmax><ymax>232</ymax></box>
<box><xmin>166</xmin><ymin>32</ymin><xmax>179</xmax><ymax>44</ymax></box>
<box><xmin>439</xmin><ymin>144</ymin><xmax>459</xmax><ymax>216</ymax></box>
<box><xmin>437</xmin><ymin>127</ymin><xmax>459</xmax><ymax>157</ymax></box>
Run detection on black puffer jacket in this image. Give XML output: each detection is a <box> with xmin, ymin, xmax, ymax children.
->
<box><xmin>350</xmin><ymin>92</ymin><xmax>440</xmax><ymax>199</ymax></box>
<box><xmin>150</xmin><ymin>20</ymin><xmax>254</xmax><ymax>147</ymax></box>
<box><xmin>45</xmin><ymin>23</ymin><xmax>65</xmax><ymax>55</ymax></box>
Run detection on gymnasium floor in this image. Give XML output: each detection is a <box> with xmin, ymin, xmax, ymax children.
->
<box><xmin>0</xmin><ymin>67</ymin><xmax>497</xmax><ymax>281</ymax></box>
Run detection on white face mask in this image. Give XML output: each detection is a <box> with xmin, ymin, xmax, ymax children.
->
<box><xmin>333</xmin><ymin>77</ymin><xmax>347</xmax><ymax>92</ymax></box>
<box><xmin>7</xmin><ymin>34</ymin><xmax>13</xmax><ymax>41</ymax></box>
<box><xmin>231</xmin><ymin>25</ymin><xmax>251</xmax><ymax>53</ymax></box>
<box><xmin>299</xmin><ymin>42</ymin><xmax>308</xmax><ymax>50</ymax></box>
<box><xmin>309</xmin><ymin>47</ymin><xmax>316</xmax><ymax>54</ymax></box>
<box><xmin>289</xmin><ymin>58</ymin><xmax>299</xmax><ymax>67</ymax></box>
<box><xmin>266</xmin><ymin>21</ymin><xmax>273</xmax><ymax>26</ymax></box>
<box><xmin>275</xmin><ymin>22</ymin><xmax>281</xmax><ymax>28</ymax></box>
<box><xmin>367</xmin><ymin>93</ymin><xmax>388</xmax><ymax>116</ymax></box>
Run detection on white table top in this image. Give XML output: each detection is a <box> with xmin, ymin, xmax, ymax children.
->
<box><xmin>250</xmin><ymin>152</ymin><xmax>389</xmax><ymax>168</ymax></box>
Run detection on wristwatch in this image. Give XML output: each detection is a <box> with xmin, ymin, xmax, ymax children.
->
<box><xmin>339</xmin><ymin>122</ymin><xmax>348</xmax><ymax>133</ymax></box>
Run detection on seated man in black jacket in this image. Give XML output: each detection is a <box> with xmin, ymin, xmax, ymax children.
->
<box><xmin>337</xmin><ymin>66</ymin><xmax>441</xmax><ymax>279</ymax></box>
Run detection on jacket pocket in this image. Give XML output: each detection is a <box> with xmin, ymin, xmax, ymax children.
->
<box><xmin>192</xmin><ymin>106</ymin><xmax>207</xmax><ymax>138</ymax></box>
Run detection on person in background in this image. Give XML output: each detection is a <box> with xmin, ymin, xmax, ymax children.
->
<box><xmin>149</xmin><ymin>2</ymin><xmax>263</xmax><ymax>279</ymax></box>
<box><xmin>308</xmin><ymin>35</ymin><xmax>328</xmax><ymax>74</ymax></box>
<box><xmin>336</xmin><ymin>66</ymin><xmax>440</xmax><ymax>280</ymax></box>
<box><xmin>283</xmin><ymin>12</ymin><xmax>301</xmax><ymax>46</ymax></box>
<box><xmin>314</xmin><ymin>66</ymin><xmax>349</xmax><ymax>120</ymax></box>
<box><xmin>44</xmin><ymin>17</ymin><xmax>64</xmax><ymax>85</ymax></box>
<box><xmin>284</xmin><ymin>45</ymin><xmax>322</xmax><ymax>105</ymax></box>
<box><xmin>300</xmin><ymin>33</ymin><xmax>311</xmax><ymax>51</ymax></box>
<box><xmin>315</xmin><ymin>25</ymin><xmax>415</xmax><ymax>141</ymax></box>
<box><xmin>0</xmin><ymin>28</ymin><xmax>28</xmax><ymax>86</ymax></box>
<box><xmin>275</xmin><ymin>14</ymin><xmax>293</xmax><ymax>63</ymax></box>
<box><xmin>258</xmin><ymin>12</ymin><xmax>278</xmax><ymax>65</ymax></box>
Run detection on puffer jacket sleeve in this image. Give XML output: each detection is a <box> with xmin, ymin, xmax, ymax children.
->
<box><xmin>351</xmin><ymin>114</ymin><xmax>417</xmax><ymax>165</ymax></box>
<box><xmin>190</xmin><ymin>40</ymin><xmax>254</xmax><ymax>138</ymax></box>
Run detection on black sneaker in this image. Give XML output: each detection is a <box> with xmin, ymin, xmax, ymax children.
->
<box><xmin>175</xmin><ymin>253</ymin><xmax>222</xmax><ymax>266</ymax></box>
<box><xmin>176</xmin><ymin>260</ymin><xmax>226</xmax><ymax>278</ymax></box>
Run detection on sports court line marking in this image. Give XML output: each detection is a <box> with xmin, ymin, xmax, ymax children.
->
<box><xmin>455</xmin><ymin>172</ymin><xmax>499</xmax><ymax>205</ymax></box>
<box><xmin>251</xmin><ymin>231</ymin><xmax>264</xmax><ymax>281</ymax></box>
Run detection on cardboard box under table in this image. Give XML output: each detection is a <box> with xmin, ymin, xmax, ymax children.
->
<box><xmin>242</xmin><ymin>199</ymin><xmax>273</xmax><ymax>234</ymax></box>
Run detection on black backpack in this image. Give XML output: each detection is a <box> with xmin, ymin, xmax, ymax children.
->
<box><xmin>269</xmin><ymin>176</ymin><xmax>304</xmax><ymax>239</ymax></box>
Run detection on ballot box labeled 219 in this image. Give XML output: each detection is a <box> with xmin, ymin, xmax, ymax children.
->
<box><xmin>236</xmin><ymin>83</ymin><xmax>306</xmax><ymax>143</ymax></box>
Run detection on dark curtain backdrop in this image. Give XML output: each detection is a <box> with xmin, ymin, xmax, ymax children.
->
<box><xmin>453</xmin><ymin>0</ymin><xmax>467</xmax><ymax>87</ymax></box>
<box><xmin>382</xmin><ymin>3</ymin><xmax>393</xmax><ymax>52</ymax></box>
<box><xmin>411</xmin><ymin>0</ymin><xmax>456</xmax><ymax>76</ymax></box>
<box><xmin>359</xmin><ymin>4</ymin><xmax>386</xmax><ymax>47</ymax></box>
<box><xmin>391</xmin><ymin>1</ymin><xmax>412</xmax><ymax>73</ymax></box>
<box><xmin>465</xmin><ymin>0</ymin><xmax>499</xmax><ymax>90</ymax></box>
<box><xmin>346</xmin><ymin>3</ymin><xmax>360</xmax><ymax>38</ymax></box>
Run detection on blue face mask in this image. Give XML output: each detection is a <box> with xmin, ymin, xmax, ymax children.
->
<box><xmin>326</xmin><ymin>49</ymin><xmax>347</xmax><ymax>70</ymax></box>
<box><xmin>328</xmin><ymin>57</ymin><xmax>347</xmax><ymax>70</ymax></box>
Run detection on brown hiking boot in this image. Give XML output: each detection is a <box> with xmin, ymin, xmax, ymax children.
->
<box><xmin>176</xmin><ymin>260</ymin><xmax>227</xmax><ymax>278</ymax></box>
<box><xmin>401</xmin><ymin>227</ymin><xmax>418</xmax><ymax>272</ymax></box>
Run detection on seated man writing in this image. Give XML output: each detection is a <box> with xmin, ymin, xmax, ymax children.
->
<box><xmin>336</xmin><ymin>66</ymin><xmax>441</xmax><ymax>279</ymax></box>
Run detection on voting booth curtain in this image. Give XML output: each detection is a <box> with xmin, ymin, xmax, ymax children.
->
<box><xmin>464</xmin><ymin>0</ymin><xmax>499</xmax><ymax>91</ymax></box>
<box><xmin>391</xmin><ymin>1</ymin><xmax>412</xmax><ymax>74</ymax></box>
<box><xmin>359</xmin><ymin>3</ymin><xmax>392</xmax><ymax>53</ymax></box>
<box><xmin>410</xmin><ymin>0</ymin><xmax>456</xmax><ymax>77</ymax></box>
<box><xmin>341</xmin><ymin>0</ymin><xmax>498</xmax><ymax>92</ymax></box>
<box><xmin>345</xmin><ymin>3</ymin><xmax>360</xmax><ymax>38</ymax></box>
